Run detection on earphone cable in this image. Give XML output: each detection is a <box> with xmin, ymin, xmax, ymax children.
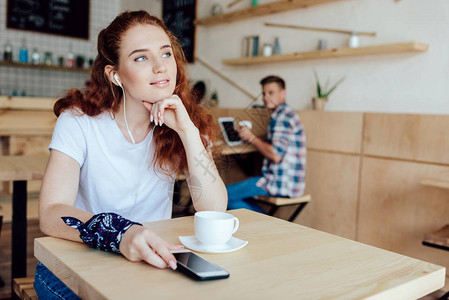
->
<box><xmin>128</xmin><ymin>126</ymin><xmax>154</xmax><ymax>217</ymax></box>
<box><xmin>120</xmin><ymin>85</ymin><xmax>136</xmax><ymax>144</ymax></box>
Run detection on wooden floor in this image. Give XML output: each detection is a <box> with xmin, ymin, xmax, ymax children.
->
<box><xmin>0</xmin><ymin>218</ymin><xmax>45</xmax><ymax>300</ymax></box>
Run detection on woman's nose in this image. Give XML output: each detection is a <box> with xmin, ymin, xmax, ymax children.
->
<box><xmin>153</xmin><ymin>58</ymin><xmax>167</xmax><ymax>73</ymax></box>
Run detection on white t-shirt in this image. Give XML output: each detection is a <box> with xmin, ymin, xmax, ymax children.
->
<box><xmin>49</xmin><ymin>110</ymin><xmax>173</xmax><ymax>223</ymax></box>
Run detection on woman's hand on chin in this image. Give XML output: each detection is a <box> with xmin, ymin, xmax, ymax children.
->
<box><xmin>142</xmin><ymin>95</ymin><xmax>197</xmax><ymax>134</ymax></box>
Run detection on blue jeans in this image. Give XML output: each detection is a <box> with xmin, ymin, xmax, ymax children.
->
<box><xmin>226</xmin><ymin>176</ymin><xmax>269</xmax><ymax>213</ymax></box>
<box><xmin>34</xmin><ymin>262</ymin><xmax>80</xmax><ymax>300</ymax></box>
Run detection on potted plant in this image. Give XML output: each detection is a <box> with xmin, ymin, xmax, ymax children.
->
<box><xmin>313</xmin><ymin>71</ymin><xmax>345</xmax><ymax>110</ymax></box>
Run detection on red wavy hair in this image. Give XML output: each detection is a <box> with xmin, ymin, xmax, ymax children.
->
<box><xmin>54</xmin><ymin>10</ymin><xmax>217</xmax><ymax>175</ymax></box>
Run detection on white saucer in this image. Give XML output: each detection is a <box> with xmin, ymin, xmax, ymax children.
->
<box><xmin>179</xmin><ymin>236</ymin><xmax>248</xmax><ymax>253</ymax></box>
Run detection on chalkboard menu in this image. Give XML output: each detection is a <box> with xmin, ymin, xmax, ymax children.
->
<box><xmin>7</xmin><ymin>0</ymin><xmax>89</xmax><ymax>39</ymax></box>
<box><xmin>163</xmin><ymin>0</ymin><xmax>196</xmax><ymax>63</ymax></box>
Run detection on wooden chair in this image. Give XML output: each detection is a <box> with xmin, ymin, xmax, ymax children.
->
<box><xmin>251</xmin><ymin>194</ymin><xmax>311</xmax><ymax>222</ymax></box>
<box><xmin>422</xmin><ymin>225</ymin><xmax>449</xmax><ymax>299</ymax></box>
<box><xmin>423</xmin><ymin>224</ymin><xmax>449</xmax><ymax>251</ymax></box>
<box><xmin>13</xmin><ymin>277</ymin><xmax>38</xmax><ymax>300</ymax></box>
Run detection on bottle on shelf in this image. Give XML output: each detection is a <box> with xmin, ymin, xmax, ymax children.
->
<box><xmin>273</xmin><ymin>37</ymin><xmax>281</xmax><ymax>55</ymax></box>
<box><xmin>19</xmin><ymin>39</ymin><xmax>28</xmax><ymax>63</ymax></box>
<box><xmin>31</xmin><ymin>48</ymin><xmax>40</xmax><ymax>65</ymax></box>
<box><xmin>44</xmin><ymin>52</ymin><xmax>53</xmax><ymax>66</ymax></box>
<box><xmin>66</xmin><ymin>45</ymin><xmax>75</xmax><ymax>68</ymax></box>
<box><xmin>262</xmin><ymin>43</ymin><xmax>273</xmax><ymax>57</ymax></box>
<box><xmin>4</xmin><ymin>40</ymin><xmax>13</xmax><ymax>62</ymax></box>
<box><xmin>348</xmin><ymin>32</ymin><xmax>359</xmax><ymax>48</ymax></box>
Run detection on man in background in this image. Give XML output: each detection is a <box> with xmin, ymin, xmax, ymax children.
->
<box><xmin>226</xmin><ymin>75</ymin><xmax>306</xmax><ymax>213</ymax></box>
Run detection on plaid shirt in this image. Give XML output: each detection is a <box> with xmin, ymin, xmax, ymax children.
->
<box><xmin>256</xmin><ymin>103</ymin><xmax>306</xmax><ymax>197</ymax></box>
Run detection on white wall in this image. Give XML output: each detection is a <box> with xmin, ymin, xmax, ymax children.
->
<box><xmin>120</xmin><ymin>0</ymin><xmax>162</xmax><ymax>16</ymax></box>
<box><xmin>121</xmin><ymin>0</ymin><xmax>449</xmax><ymax>114</ymax></box>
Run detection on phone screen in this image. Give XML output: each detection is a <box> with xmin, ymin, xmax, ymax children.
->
<box><xmin>221</xmin><ymin>121</ymin><xmax>241</xmax><ymax>142</ymax></box>
<box><xmin>173</xmin><ymin>251</ymin><xmax>229</xmax><ymax>280</ymax></box>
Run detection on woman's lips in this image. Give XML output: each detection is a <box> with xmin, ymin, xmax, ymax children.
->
<box><xmin>150</xmin><ymin>79</ymin><xmax>170</xmax><ymax>87</ymax></box>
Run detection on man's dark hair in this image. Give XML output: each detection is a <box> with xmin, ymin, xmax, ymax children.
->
<box><xmin>260</xmin><ymin>75</ymin><xmax>285</xmax><ymax>90</ymax></box>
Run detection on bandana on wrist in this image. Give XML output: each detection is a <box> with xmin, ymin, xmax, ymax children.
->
<box><xmin>62</xmin><ymin>213</ymin><xmax>142</xmax><ymax>254</ymax></box>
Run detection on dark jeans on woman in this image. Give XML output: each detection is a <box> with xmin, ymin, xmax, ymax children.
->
<box><xmin>34</xmin><ymin>262</ymin><xmax>80</xmax><ymax>300</ymax></box>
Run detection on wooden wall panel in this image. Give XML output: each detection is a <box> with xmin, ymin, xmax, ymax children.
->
<box><xmin>209</xmin><ymin>107</ymin><xmax>271</xmax><ymax>138</ymax></box>
<box><xmin>297</xmin><ymin>111</ymin><xmax>364</xmax><ymax>154</ymax></box>
<box><xmin>0</xmin><ymin>96</ymin><xmax>55</xmax><ymax>110</ymax></box>
<box><xmin>210</xmin><ymin>109</ymin><xmax>364</xmax><ymax>154</ymax></box>
<box><xmin>287</xmin><ymin>150</ymin><xmax>360</xmax><ymax>239</ymax></box>
<box><xmin>364</xmin><ymin>113</ymin><xmax>449</xmax><ymax>164</ymax></box>
<box><xmin>0</xmin><ymin>110</ymin><xmax>56</xmax><ymax>135</ymax></box>
<box><xmin>9</xmin><ymin>136</ymin><xmax>51</xmax><ymax>156</ymax></box>
<box><xmin>358</xmin><ymin>157</ymin><xmax>449</xmax><ymax>270</ymax></box>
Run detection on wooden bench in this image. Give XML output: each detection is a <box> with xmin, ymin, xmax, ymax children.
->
<box><xmin>251</xmin><ymin>194</ymin><xmax>311</xmax><ymax>222</ymax></box>
<box><xmin>13</xmin><ymin>277</ymin><xmax>38</xmax><ymax>300</ymax></box>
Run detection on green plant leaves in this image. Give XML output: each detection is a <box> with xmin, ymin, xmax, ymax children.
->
<box><xmin>314</xmin><ymin>70</ymin><xmax>345</xmax><ymax>98</ymax></box>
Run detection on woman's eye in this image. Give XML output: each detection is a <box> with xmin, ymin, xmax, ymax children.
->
<box><xmin>135</xmin><ymin>56</ymin><xmax>147</xmax><ymax>62</ymax></box>
<box><xmin>162</xmin><ymin>52</ymin><xmax>172</xmax><ymax>58</ymax></box>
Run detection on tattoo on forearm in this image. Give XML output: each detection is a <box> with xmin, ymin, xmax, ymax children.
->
<box><xmin>193</xmin><ymin>149</ymin><xmax>217</xmax><ymax>182</ymax></box>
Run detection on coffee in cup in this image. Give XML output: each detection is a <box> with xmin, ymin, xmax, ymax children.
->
<box><xmin>194</xmin><ymin>211</ymin><xmax>239</xmax><ymax>248</ymax></box>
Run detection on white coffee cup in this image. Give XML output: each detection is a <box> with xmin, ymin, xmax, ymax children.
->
<box><xmin>194</xmin><ymin>211</ymin><xmax>239</xmax><ymax>248</ymax></box>
<box><xmin>238</xmin><ymin>120</ymin><xmax>252</xmax><ymax>129</ymax></box>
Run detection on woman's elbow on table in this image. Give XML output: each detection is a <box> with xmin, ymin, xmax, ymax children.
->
<box><xmin>38</xmin><ymin>202</ymin><xmax>60</xmax><ymax>236</ymax></box>
<box><xmin>38</xmin><ymin>209</ymin><xmax>54</xmax><ymax>236</ymax></box>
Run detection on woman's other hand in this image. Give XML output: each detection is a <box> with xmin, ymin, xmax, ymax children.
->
<box><xmin>119</xmin><ymin>225</ymin><xmax>183</xmax><ymax>270</ymax></box>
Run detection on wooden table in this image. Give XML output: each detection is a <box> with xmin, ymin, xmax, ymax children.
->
<box><xmin>35</xmin><ymin>209</ymin><xmax>445</xmax><ymax>299</ymax></box>
<box><xmin>220</xmin><ymin>143</ymin><xmax>257</xmax><ymax>156</ymax></box>
<box><xmin>0</xmin><ymin>155</ymin><xmax>48</xmax><ymax>279</ymax></box>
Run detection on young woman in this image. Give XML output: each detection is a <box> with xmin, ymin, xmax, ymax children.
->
<box><xmin>34</xmin><ymin>10</ymin><xmax>227</xmax><ymax>299</ymax></box>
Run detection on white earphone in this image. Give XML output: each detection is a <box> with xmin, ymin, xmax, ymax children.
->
<box><xmin>114</xmin><ymin>73</ymin><xmax>122</xmax><ymax>87</ymax></box>
<box><xmin>114</xmin><ymin>73</ymin><xmax>135</xmax><ymax>144</ymax></box>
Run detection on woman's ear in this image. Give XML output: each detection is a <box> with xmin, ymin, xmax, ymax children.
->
<box><xmin>104</xmin><ymin>65</ymin><xmax>119</xmax><ymax>87</ymax></box>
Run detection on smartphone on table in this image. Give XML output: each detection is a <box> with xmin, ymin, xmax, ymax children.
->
<box><xmin>171</xmin><ymin>250</ymin><xmax>230</xmax><ymax>281</ymax></box>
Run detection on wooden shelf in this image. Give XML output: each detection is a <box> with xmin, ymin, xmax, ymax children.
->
<box><xmin>195</xmin><ymin>0</ymin><xmax>347</xmax><ymax>26</ymax></box>
<box><xmin>222</xmin><ymin>42</ymin><xmax>429</xmax><ymax>66</ymax></box>
<box><xmin>0</xmin><ymin>60</ymin><xmax>89</xmax><ymax>73</ymax></box>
